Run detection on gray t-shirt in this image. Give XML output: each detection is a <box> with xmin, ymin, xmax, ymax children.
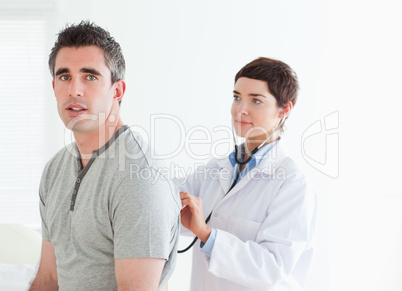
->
<box><xmin>39</xmin><ymin>125</ymin><xmax>180</xmax><ymax>290</ymax></box>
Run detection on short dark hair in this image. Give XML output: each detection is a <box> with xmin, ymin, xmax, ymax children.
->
<box><xmin>235</xmin><ymin>57</ymin><xmax>299</xmax><ymax>108</ymax></box>
<box><xmin>48</xmin><ymin>20</ymin><xmax>125</xmax><ymax>85</ymax></box>
<box><xmin>235</xmin><ymin>57</ymin><xmax>299</xmax><ymax>132</ymax></box>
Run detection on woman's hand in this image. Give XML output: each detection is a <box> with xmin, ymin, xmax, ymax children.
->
<box><xmin>180</xmin><ymin>191</ymin><xmax>211</xmax><ymax>243</ymax></box>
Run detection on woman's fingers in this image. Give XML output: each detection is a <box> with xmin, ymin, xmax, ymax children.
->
<box><xmin>180</xmin><ymin>191</ymin><xmax>201</xmax><ymax>209</ymax></box>
<box><xmin>180</xmin><ymin>191</ymin><xmax>190</xmax><ymax>208</ymax></box>
<box><xmin>179</xmin><ymin>192</ymin><xmax>211</xmax><ymax>243</ymax></box>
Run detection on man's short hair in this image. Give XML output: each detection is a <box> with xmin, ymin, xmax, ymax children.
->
<box><xmin>235</xmin><ymin>57</ymin><xmax>299</xmax><ymax>132</ymax></box>
<box><xmin>48</xmin><ymin>20</ymin><xmax>125</xmax><ymax>85</ymax></box>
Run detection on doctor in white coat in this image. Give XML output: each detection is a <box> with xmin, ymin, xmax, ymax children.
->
<box><xmin>176</xmin><ymin>57</ymin><xmax>317</xmax><ymax>291</ymax></box>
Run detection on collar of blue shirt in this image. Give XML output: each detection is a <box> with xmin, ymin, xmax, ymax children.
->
<box><xmin>229</xmin><ymin>140</ymin><xmax>279</xmax><ymax>168</ymax></box>
<box><xmin>228</xmin><ymin>140</ymin><xmax>279</xmax><ymax>185</ymax></box>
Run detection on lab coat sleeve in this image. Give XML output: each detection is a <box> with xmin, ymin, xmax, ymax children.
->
<box><xmin>206</xmin><ymin>170</ymin><xmax>317</xmax><ymax>290</ymax></box>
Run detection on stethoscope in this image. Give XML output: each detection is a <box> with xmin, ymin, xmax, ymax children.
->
<box><xmin>232</xmin><ymin>115</ymin><xmax>286</xmax><ymax>165</ymax></box>
<box><xmin>177</xmin><ymin>115</ymin><xmax>286</xmax><ymax>253</ymax></box>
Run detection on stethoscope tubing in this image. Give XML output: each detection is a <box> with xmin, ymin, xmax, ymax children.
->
<box><xmin>233</xmin><ymin>115</ymin><xmax>286</xmax><ymax>165</ymax></box>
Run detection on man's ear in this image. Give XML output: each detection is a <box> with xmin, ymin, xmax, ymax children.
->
<box><xmin>114</xmin><ymin>80</ymin><xmax>126</xmax><ymax>102</ymax></box>
<box><xmin>52</xmin><ymin>79</ymin><xmax>57</xmax><ymax>100</ymax></box>
<box><xmin>280</xmin><ymin>102</ymin><xmax>293</xmax><ymax>118</ymax></box>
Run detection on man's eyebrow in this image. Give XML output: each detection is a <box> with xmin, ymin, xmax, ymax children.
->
<box><xmin>55</xmin><ymin>68</ymin><xmax>69</xmax><ymax>76</ymax></box>
<box><xmin>81</xmin><ymin>68</ymin><xmax>102</xmax><ymax>76</ymax></box>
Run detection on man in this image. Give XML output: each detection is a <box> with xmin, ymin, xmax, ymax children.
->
<box><xmin>29</xmin><ymin>21</ymin><xmax>180</xmax><ymax>290</ymax></box>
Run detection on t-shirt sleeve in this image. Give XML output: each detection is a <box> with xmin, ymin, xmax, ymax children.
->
<box><xmin>111</xmin><ymin>169</ymin><xmax>180</xmax><ymax>260</ymax></box>
<box><xmin>39</xmin><ymin>171</ymin><xmax>50</xmax><ymax>242</ymax></box>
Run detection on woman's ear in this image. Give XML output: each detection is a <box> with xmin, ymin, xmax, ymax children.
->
<box><xmin>280</xmin><ymin>102</ymin><xmax>293</xmax><ymax>118</ymax></box>
<box><xmin>113</xmin><ymin>80</ymin><xmax>126</xmax><ymax>103</ymax></box>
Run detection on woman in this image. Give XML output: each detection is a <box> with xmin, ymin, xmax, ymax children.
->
<box><xmin>176</xmin><ymin>57</ymin><xmax>317</xmax><ymax>291</ymax></box>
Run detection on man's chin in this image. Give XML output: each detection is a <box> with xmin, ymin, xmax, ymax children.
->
<box><xmin>65</xmin><ymin>120</ymin><xmax>95</xmax><ymax>133</ymax></box>
<box><xmin>63</xmin><ymin>115</ymin><xmax>98</xmax><ymax>132</ymax></box>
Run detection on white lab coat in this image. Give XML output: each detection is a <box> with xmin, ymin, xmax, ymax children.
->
<box><xmin>174</xmin><ymin>142</ymin><xmax>317</xmax><ymax>291</ymax></box>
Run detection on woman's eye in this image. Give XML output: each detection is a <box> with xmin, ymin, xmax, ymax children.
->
<box><xmin>86</xmin><ymin>75</ymin><xmax>97</xmax><ymax>81</ymax></box>
<box><xmin>233</xmin><ymin>95</ymin><xmax>240</xmax><ymax>101</ymax></box>
<box><xmin>253</xmin><ymin>98</ymin><xmax>262</xmax><ymax>104</ymax></box>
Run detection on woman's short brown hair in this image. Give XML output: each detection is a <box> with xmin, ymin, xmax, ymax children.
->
<box><xmin>235</xmin><ymin>57</ymin><xmax>299</xmax><ymax>109</ymax></box>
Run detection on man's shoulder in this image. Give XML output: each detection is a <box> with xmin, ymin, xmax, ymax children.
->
<box><xmin>118</xmin><ymin>128</ymin><xmax>167</xmax><ymax>170</ymax></box>
<box><xmin>114</xmin><ymin>128</ymin><xmax>181</xmax><ymax>209</ymax></box>
<box><xmin>39</xmin><ymin>143</ymin><xmax>76</xmax><ymax>199</ymax></box>
<box><xmin>45</xmin><ymin>143</ymin><xmax>76</xmax><ymax>167</ymax></box>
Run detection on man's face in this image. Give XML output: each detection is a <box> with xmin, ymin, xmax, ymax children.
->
<box><xmin>52</xmin><ymin>45</ymin><xmax>119</xmax><ymax>133</ymax></box>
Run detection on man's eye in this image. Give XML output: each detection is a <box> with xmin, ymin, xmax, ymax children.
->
<box><xmin>60</xmin><ymin>75</ymin><xmax>70</xmax><ymax>81</ymax></box>
<box><xmin>86</xmin><ymin>75</ymin><xmax>97</xmax><ymax>81</ymax></box>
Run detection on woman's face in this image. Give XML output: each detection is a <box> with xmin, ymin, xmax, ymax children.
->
<box><xmin>231</xmin><ymin>77</ymin><xmax>282</xmax><ymax>142</ymax></box>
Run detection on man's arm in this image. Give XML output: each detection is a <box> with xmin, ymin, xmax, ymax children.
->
<box><xmin>29</xmin><ymin>240</ymin><xmax>58</xmax><ymax>291</ymax></box>
<box><xmin>115</xmin><ymin>258</ymin><xmax>165</xmax><ymax>291</ymax></box>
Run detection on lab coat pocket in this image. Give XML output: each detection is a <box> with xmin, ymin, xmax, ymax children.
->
<box><xmin>227</xmin><ymin>216</ymin><xmax>262</xmax><ymax>242</ymax></box>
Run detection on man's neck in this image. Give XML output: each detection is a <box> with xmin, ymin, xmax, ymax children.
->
<box><xmin>74</xmin><ymin>118</ymin><xmax>124</xmax><ymax>168</ymax></box>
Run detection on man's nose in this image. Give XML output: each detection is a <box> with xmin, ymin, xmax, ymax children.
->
<box><xmin>68</xmin><ymin>78</ymin><xmax>84</xmax><ymax>97</ymax></box>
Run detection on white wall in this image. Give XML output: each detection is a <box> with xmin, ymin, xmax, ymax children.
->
<box><xmin>5</xmin><ymin>0</ymin><xmax>402</xmax><ymax>290</ymax></box>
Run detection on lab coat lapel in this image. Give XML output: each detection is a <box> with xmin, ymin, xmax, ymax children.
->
<box><xmin>220</xmin><ymin>143</ymin><xmax>287</xmax><ymax>201</ymax></box>
<box><xmin>216</xmin><ymin>157</ymin><xmax>236</xmax><ymax>194</ymax></box>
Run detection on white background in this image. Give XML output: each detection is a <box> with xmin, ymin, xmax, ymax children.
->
<box><xmin>1</xmin><ymin>0</ymin><xmax>401</xmax><ymax>290</ymax></box>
